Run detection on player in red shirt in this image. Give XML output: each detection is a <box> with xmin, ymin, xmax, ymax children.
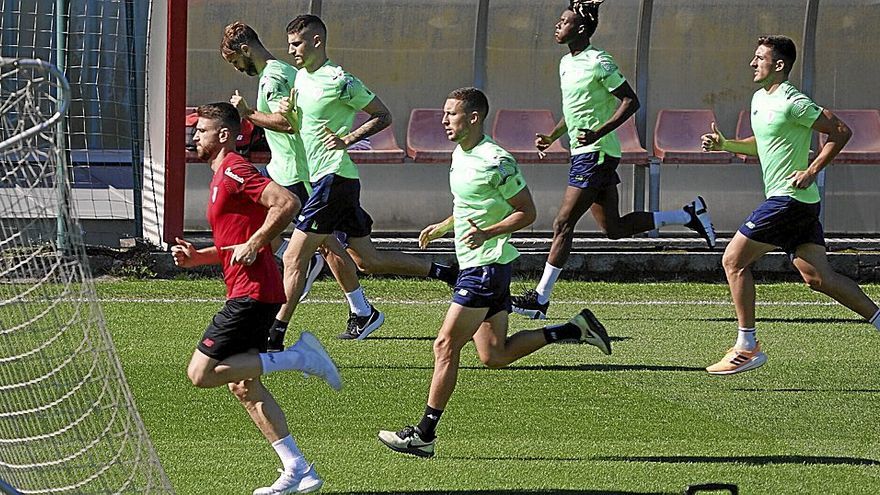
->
<box><xmin>172</xmin><ymin>102</ymin><xmax>341</xmax><ymax>494</ymax></box>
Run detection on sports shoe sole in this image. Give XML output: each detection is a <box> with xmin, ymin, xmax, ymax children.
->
<box><xmin>691</xmin><ymin>195</ymin><xmax>717</xmax><ymax>249</ymax></box>
<box><xmin>356</xmin><ymin>311</ymin><xmax>385</xmax><ymax>340</ymax></box>
<box><xmin>377</xmin><ymin>432</ymin><xmax>435</xmax><ymax>458</ymax></box>
<box><xmin>299</xmin><ymin>254</ymin><xmax>325</xmax><ymax>303</ymax></box>
<box><xmin>511</xmin><ymin>306</ymin><xmax>547</xmax><ymax>320</ymax></box>
<box><xmin>707</xmin><ymin>351</ymin><xmax>768</xmax><ymax>375</ymax></box>
<box><xmin>298</xmin><ymin>332</ymin><xmax>343</xmax><ymax>391</ymax></box>
<box><xmin>576</xmin><ymin>308</ymin><xmax>612</xmax><ymax>355</ymax></box>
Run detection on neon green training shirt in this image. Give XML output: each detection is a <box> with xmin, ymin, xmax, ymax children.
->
<box><xmin>257</xmin><ymin>59</ymin><xmax>308</xmax><ymax>187</ymax></box>
<box><xmin>294</xmin><ymin>60</ymin><xmax>375</xmax><ymax>181</ymax></box>
<box><xmin>449</xmin><ymin>136</ymin><xmax>527</xmax><ymax>269</ymax></box>
<box><xmin>559</xmin><ymin>45</ymin><xmax>626</xmax><ymax>157</ymax></box>
<box><xmin>750</xmin><ymin>80</ymin><xmax>823</xmax><ymax>203</ymax></box>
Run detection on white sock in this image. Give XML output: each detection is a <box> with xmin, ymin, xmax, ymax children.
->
<box><xmin>345</xmin><ymin>287</ymin><xmax>371</xmax><ymax>316</ymax></box>
<box><xmin>870</xmin><ymin>309</ymin><xmax>880</xmax><ymax>331</ymax></box>
<box><xmin>652</xmin><ymin>209</ymin><xmax>691</xmax><ymax>228</ymax></box>
<box><xmin>271</xmin><ymin>435</ymin><xmax>307</xmax><ymax>472</ymax></box>
<box><xmin>535</xmin><ymin>263</ymin><xmax>562</xmax><ymax>304</ymax></box>
<box><xmin>259</xmin><ymin>345</ymin><xmax>304</xmax><ymax>375</ymax></box>
<box><xmin>735</xmin><ymin>327</ymin><xmax>757</xmax><ymax>350</ymax></box>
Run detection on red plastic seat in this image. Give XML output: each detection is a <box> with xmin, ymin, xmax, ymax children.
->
<box><xmin>653</xmin><ymin>109</ymin><xmax>733</xmax><ymax>164</ymax></box>
<box><xmin>491</xmin><ymin>109</ymin><xmax>569</xmax><ymax>163</ymax></box>
<box><xmin>735</xmin><ymin>109</ymin><xmax>758</xmax><ymax>164</ymax></box>
<box><xmin>819</xmin><ymin>109</ymin><xmax>880</xmax><ymax>164</ymax></box>
<box><xmin>617</xmin><ymin>116</ymin><xmax>649</xmax><ymax>166</ymax></box>
<box><xmin>348</xmin><ymin>111</ymin><xmax>406</xmax><ymax>164</ymax></box>
<box><xmin>405</xmin><ymin>108</ymin><xmax>456</xmax><ymax>163</ymax></box>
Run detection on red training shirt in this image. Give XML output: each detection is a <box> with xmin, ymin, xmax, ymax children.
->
<box><xmin>206</xmin><ymin>152</ymin><xmax>285</xmax><ymax>303</ymax></box>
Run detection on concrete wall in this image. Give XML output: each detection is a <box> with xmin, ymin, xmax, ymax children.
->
<box><xmin>183</xmin><ymin>1</ymin><xmax>880</xmax><ymax>235</ymax></box>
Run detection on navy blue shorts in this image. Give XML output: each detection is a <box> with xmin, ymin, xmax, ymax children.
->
<box><xmin>295</xmin><ymin>174</ymin><xmax>373</xmax><ymax>237</ymax></box>
<box><xmin>451</xmin><ymin>263</ymin><xmax>512</xmax><ymax>319</ymax></box>
<box><xmin>198</xmin><ymin>297</ymin><xmax>280</xmax><ymax>361</ymax></box>
<box><xmin>739</xmin><ymin>196</ymin><xmax>825</xmax><ymax>255</ymax></box>
<box><xmin>257</xmin><ymin>167</ymin><xmax>310</xmax><ymax>205</ymax></box>
<box><xmin>569</xmin><ymin>152</ymin><xmax>621</xmax><ymax>189</ymax></box>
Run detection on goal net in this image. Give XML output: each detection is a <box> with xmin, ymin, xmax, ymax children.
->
<box><xmin>0</xmin><ymin>58</ymin><xmax>172</xmax><ymax>493</ymax></box>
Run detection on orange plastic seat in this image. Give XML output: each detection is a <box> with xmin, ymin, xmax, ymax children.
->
<box><xmin>491</xmin><ymin>109</ymin><xmax>569</xmax><ymax>163</ymax></box>
<box><xmin>348</xmin><ymin>111</ymin><xmax>406</xmax><ymax>164</ymax></box>
<box><xmin>819</xmin><ymin>109</ymin><xmax>880</xmax><ymax>164</ymax></box>
<box><xmin>617</xmin><ymin>116</ymin><xmax>649</xmax><ymax>166</ymax></box>
<box><xmin>653</xmin><ymin>109</ymin><xmax>733</xmax><ymax>164</ymax></box>
<box><xmin>405</xmin><ymin>108</ymin><xmax>456</xmax><ymax>163</ymax></box>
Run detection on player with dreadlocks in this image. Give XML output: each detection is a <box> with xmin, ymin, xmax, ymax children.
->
<box><xmin>512</xmin><ymin>0</ymin><xmax>717</xmax><ymax>319</ymax></box>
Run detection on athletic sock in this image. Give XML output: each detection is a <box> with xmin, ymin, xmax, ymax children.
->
<box><xmin>272</xmin><ymin>435</ymin><xmax>307</xmax><ymax>473</ymax></box>
<box><xmin>267</xmin><ymin>319</ymin><xmax>288</xmax><ymax>349</ymax></box>
<box><xmin>259</xmin><ymin>342</ymin><xmax>305</xmax><ymax>374</ymax></box>
<box><xmin>345</xmin><ymin>287</ymin><xmax>371</xmax><ymax>317</ymax></box>
<box><xmin>870</xmin><ymin>309</ymin><xmax>880</xmax><ymax>331</ymax></box>
<box><xmin>429</xmin><ymin>262</ymin><xmax>458</xmax><ymax>286</ymax></box>
<box><xmin>542</xmin><ymin>321</ymin><xmax>581</xmax><ymax>343</ymax></box>
<box><xmin>535</xmin><ymin>263</ymin><xmax>562</xmax><ymax>304</ymax></box>
<box><xmin>735</xmin><ymin>327</ymin><xmax>757</xmax><ymax>350</ymax></box>
<box><xmin>416</xmin><ymin>405</ymin><xmax>443</xmax><ymax>441</ymax></box>
<box><xmin>652</xmin><ymin>209</ymin><xmax>691</xmax><ymax>228</ymax></box>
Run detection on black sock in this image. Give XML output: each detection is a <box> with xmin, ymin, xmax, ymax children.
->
<box><xmin>429</xmin><ymin>262</ymin><xmax>458</xmax><ymax>285</ymax></box>
<box><xmin>416</xmin><ymin>405</ymin><xmax>443</xmax><ymax>441</ymax></box>
<box><xmin>268</xmin><ymin>319</ymin><xmax>288</xmax><ymax>346</ymax></box>
<box><xmin>543</xmin><ymin>322</ymin><xmax>580</xmax><ymax>343</ymax></box>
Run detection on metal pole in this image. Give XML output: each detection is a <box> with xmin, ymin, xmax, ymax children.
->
<box><xmin>124</xmin><ymin>0</ymin><xmax>143</xmax><ymax>238</ymax></box>
<box><xmin>55</xmin><ymin>0</ymin><xmax>70</xmax><ymax>252</ymax></box>
<box><xmin>309</xmin><ymin>0</ymin><xmax>322</xmax><ymax>17</ymax></box>
<box><xmin>801</xmin><ymin>0</ymin><xmax>823</xmax><ymax>223</ymax></box>
<box><xmin>472</xmin><ymin>0</ymin><xmax>489</xmax><ymax>90</ymax></box>
<box><xmin>634</xmin><ymin>0</ymin><xmax>653</xmax><ymax>143</ymax></box>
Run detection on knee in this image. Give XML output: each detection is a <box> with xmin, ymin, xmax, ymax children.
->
<box><xmin>353</xmin><ymin>253</ymin><xmax>381</xmax><ymax>275</ymax></box>
<box><xmin>721</xmin><ymin>251</ymin><xmax>747</xmax><ymax>277</ymax></box>
<box><xmin>603</xmin><ymin>223</ymin><xmax>626</xmax><ymax>240</ymax></box>
<box><xmin>187</xmin><ymin>368</ymin><xmax>214</xmax><ymax>389</ymax></box>
<box><xmin>432</xmin><ymin>336</ymin><xmax>457</xmax><ymax>363</ymax></box>
<box><xmin>552</xmin><ymin>216</ymin><xmax>574</xmax><ymax>238</ymax></box>
<box><xmin>801</xmin><ymin>272</ymin><xmax>826</xmax><ymax>293</ymax></box>
<box><xmin>479</xmin><ymin>353</ymin><xmax>507</xmax><ymax>370</ymax></box>
<box><xmin>228</xmin><ymin>381</ymin><xmax>254</xmax><ymax>403</ymax></box>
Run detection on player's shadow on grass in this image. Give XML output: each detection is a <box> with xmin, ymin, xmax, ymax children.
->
<box><xmin>732</xmin><ymin>387</ymin><xmax>880</xmax><ymax>394</ymax></box>
<box><xmin>332</xmin><ymin>490</ymin><xmax>671</xmax><ymax>495</ymax></box>
<box><xmin>593</xmin><ymin>454</ymin><xmax>880</xmax><ymax>467</ymax></box>
<box><xmin>498</xmin><ymin>364</ymin><xmax>705</xmax><ymax>373</ymax></box>
<box><xmin>677</xmin><ymin>317</ymin><xmax>864</xmax><ymax>324</ymax></box>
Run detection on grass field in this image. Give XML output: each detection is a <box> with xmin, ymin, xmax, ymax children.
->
<box><xmin>98</xmin><ymin>278</ymin><xmax>880</xmax><ymax>495</ymax></box>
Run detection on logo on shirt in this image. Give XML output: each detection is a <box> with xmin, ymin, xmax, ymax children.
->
<box><xmin>599</xmin><ymin>57</ymin><xmax>619</xmax><ymax>74</ymax></box>
<box><xmin>224</xmin><ymin>168</ymin><xmax>245</xmax><ymax>184</ymax></box>
<box><xmin>495</xmin><ymin>156</ymin><xmax>516</xmax><ymax>185</ymax></box>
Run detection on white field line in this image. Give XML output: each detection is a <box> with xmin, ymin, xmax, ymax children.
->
<box><xmin>92</xmin><ymin>297</ymin><xmax>842</xmax><ymax>307</ymax></box>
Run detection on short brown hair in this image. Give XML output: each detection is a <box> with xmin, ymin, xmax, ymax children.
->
<box><xmin>197</xmin><ymin>102</ymin><xmax>241</xmax><ymax>135</ymax></box>
<box><xmin>447</xmin><ymin>87</ymin><xmax>489</xmax><ymax>120</ymax></box>
<box><xmin>285</xmin><ymin>14</ymin><xmax>327</xmax><ymax>38</ymax></box>
<box><xmin>757</xmin><ymin>35</ymin><xmax>797</xmax><ymax>74</ymax></box>
<box><xmin>221</xmin><ymin>21</ymin><xmax>261</xmax><ymax>57</ymax></box>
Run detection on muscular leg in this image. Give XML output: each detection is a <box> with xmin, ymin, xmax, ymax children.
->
<box><xmin>346</xmin><ymin>235</ymin><xmax>432</xmax><ymax>277</ymax></box>
<box><xmin>548</xmin><ymin>186</ymin><xmax>601</xmax><ymax>267</ymax></box>
<box><xmin>277</xmin><ymin>230</ymin><xmax>329</xmax><ymax>322</ymax></box>
<box><xmin>228</xmin><ymin>377</ymin><xmax>289</xmax><ymax>442</ymax></box>
<box><xmin>590</xmin><ymin>185</ymin><xmax>654</xmax><ymax>239</ymax></box>
<box><xmin>426</xmin><ymin>304</ymin><xmax>489</xmax><ymax>410</ymax></box>
<box><xmin>321</xmin><ymin>235</ymin><xmax>360</xmax><ymax>293</ymax></box>
<box><xmin>187</xmin><ymin>350</ymin><xmax>263</xmax><ymax>388</ymax></box>
<box><xmin>471</xmin><ymin>311</ymin><xmax>548</xmax><ymax>369</ymax></box>
<box><xmin>792</xmin><ymin>243</ymin><xmax>880</xmax><ymax>319</ymax></box>
<box><xmin>721</xmin><ymin>232</ymin><xmax>776</xmax><ymax>329</ymax></box>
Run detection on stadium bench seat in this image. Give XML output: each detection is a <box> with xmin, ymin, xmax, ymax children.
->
<box><xmin>490</xmin><ymin>109</ymin><xmax>569</xmax><ymax>163</ymax></box>
<box><xmin>617</xmin><ymin>116</ymin><xmax>649</xmax><ymax>166</ymax></box>
<box><xmin>819</xmin><ymin>109</ymin><xmax>880</xmax><ymax>164</ymax></box>
<box><xmin>405</xmin><ymin>108</ymin><xmax>456</xmax><ymax>163</ymax></box>
<box><xmin>735</xmin><ymin>109</ymin><xmax>758</xmax><ymax>164</ymax></box>
<box><xmin>349</xmin><ymin>111</ymin><xmax>406</xmax><ymax>164</ymax></box>
<box><xmin>653</xmin><ymin>109</ymin><xmax>733</xmax><ymax>164</ymax></box>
